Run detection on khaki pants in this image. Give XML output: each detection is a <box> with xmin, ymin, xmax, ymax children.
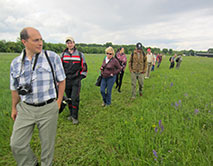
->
<box><xmin>10</xmin><ymin>101</ymin><xmax>59</xmax><ymax>166</ymax></box>
<box><xmin>131</xmin><ymin>72</ymin><xmax>144</xmax><ymax>98</ymax></box>
<box><xmin>146</xmin><ymin>62</ymin><xmax>152</xmax><ymax>78</ymax></box>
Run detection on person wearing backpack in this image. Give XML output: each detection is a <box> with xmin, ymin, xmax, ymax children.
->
<box><xmin>61</xmin><ymin>36</ymin><xmax>87</xmax><ymax>124</ymax></box>
<box><xmin>176</xmin><ymin>55</ymin><xmax>182</xmax><ymax>69</ymax></box>
<box><xmin>128</xmin><ymin>42</ymin><xmax>147</xmax><ymax>99</ymax></box>
<box><xmin>169</xmin><ymin>54</ymin><xmax>177</xmax><ymax>69</ymax></box>
<box><xmin>115</xmin><ymin>47</ymin><xmax>127</xmax><ymax>93</ymax></box>
<box><xmin>100</xmin><ymin>47</ymin><xmax>122</xmax><ymax>107</ymax></box>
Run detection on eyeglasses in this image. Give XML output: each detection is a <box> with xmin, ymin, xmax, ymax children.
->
<box><xmin>106</xmin><ymin>52</ymin><xmax>113</xmax><ymax>55</ymax></box>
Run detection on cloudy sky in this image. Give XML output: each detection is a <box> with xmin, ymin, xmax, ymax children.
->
<box><xmin>1</xmin><ymin>0</ymin><xmax>213</xmax><ymax>51</ymax></box>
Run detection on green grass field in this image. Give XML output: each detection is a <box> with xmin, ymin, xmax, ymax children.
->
<box><xmin>0</xmin><ymin>53</ymin><xmax>212</xmax><ymax>166</ymax></box>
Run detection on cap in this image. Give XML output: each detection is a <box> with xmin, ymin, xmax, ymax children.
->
<box><xmin>65</xmin><ymin>36</ymin><xmax>75</xmax><ymax>43</ymax></box>
<box><xmin>147</xmin><ymin>48</ymin><xmax>151</xmax><ymax>52</ymax></box>
<box><xmin>136</xmin><ymin>42</ymin><xmax>142</xmax><ymax>50</ymax></box>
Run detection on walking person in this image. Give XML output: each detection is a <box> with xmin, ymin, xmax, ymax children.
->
<box><xmin>151</xmin><ymin>53</ymin><xmax>156</xmax><ymax>71</ymax></box>
<box><xmin>156</xmin><ymin>53</ymin><xmax>163</xmax><ymax>68</ymax></box>
<box><xmin>10</xmin><ymin>27</ymin><xmax>66</xmax><ymax>166</ymax></box>
<box><xmin>176</xmin><ymin>54</ymin><xmax>183</xmax><ymax>69</ymax></box>
<box><xmin>145</xmin><ymin>48</ymin><xmax>154</xmax><ymax>79</ymax></box>
<box><xmin>100</xmin><ymin>47</ymin><xmax>122</xmax><ymax>107</ymax></box>
<box><xmin>61</xmin><ymin>36</ymin><xmax>88</xmax><ymax>124</ymax></box>
<box><xmin>169</xmin><ymin>54</ymin><xmax>177</xmax><ymax>69</ymax></box>
<box><xmin>128</xmin><ymin>42</ymin><xmax>147</xmax><ymax>99</ymax></box>
<box><xmin>115</xmin><ymin>47</ymin><xmax>127</xmax><ymax>93</ymax></box>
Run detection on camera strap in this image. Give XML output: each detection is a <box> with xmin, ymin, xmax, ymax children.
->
<box><xmin>44</xmin><ymin>51</ymin><xmax>58</xmax><ymax>97</ymax></box>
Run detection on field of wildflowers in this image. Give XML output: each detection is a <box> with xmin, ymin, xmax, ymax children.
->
<box><xmin>0</xmin><ymin>53</ymin><xmax>212</xmax><ymax>165</ymax></box>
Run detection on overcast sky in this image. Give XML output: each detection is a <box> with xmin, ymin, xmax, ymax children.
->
<box><xmin>1</xmin><ymin>0</ymin><xmax>213</xmax><ymax>51</ymax></box>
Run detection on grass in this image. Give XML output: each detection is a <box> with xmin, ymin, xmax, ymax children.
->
<box><xmin>0</xmin><ymin>53</ymin><xmax>213</xmax><ymax>166</ymax></box>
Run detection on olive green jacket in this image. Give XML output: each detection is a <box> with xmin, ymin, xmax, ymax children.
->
<box><xmin>128</xmin><ymin>49</ymin><xmax>147</xmax><ymax>73</ymax></box>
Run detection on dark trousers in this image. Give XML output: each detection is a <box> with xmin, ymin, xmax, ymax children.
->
<box><xmin>65</xmin><ymin>77</ymin><xmax>81</xmax><ymax>119</ymax></box>
<box><xmin>169</xmin><ymin>62</ymin><xmax>175</xmax><ymax>69</ymax></box>
<box><xmin>116</xmin><ymin>70</ymin><xmax>124</xmax><ymax>91</ymax></box>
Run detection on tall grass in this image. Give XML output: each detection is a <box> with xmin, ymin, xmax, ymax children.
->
<box><xmin>0</xmin><ymin>53</ymin><xmax>212</xmax><ymax>165</ymax></box>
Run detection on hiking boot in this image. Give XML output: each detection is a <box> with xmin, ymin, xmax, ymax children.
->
<box><xmin>131</xmin><ymin>97</ymin><xmax>135</xmax><ymax>100</ymax></box>
<box><xmin>139</xmin><ymin>92</ymin><xmax>143</xmax><ymax>96</ymax></box>
<box><xmin>72</xmin><ymin>117</ymin><xmax>79</xmax><ymax>125</ymax></box>
<box><xmin>67</xmin><ymin>116</ymin><xmax>79</xmax><ymax>124</ymax></box>
<box><xmin>102</xmin><ymin>103</ymin><xmax>106</xmax><ymax>107</ymax></box>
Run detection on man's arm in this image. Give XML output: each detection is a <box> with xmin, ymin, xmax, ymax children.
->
<box><xmin>11</xmin><ymin>90</ymin><xmax>20</xmax><ymax>121</ymax></box>
<box><xmin>56</xmin><ymin>80</ymin><xmax>65</xmax><ymax>109</ymax></box>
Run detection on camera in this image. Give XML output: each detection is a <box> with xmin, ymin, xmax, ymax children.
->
<box><xmin>17</xmin><ymin>84</ymin><xmax>33</xmax><ymax>95</ymax></box>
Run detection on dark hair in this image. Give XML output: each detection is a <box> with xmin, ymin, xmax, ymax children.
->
<box><xmin>20</xmin><ymin>28</ymin><xmax>29</xmax><ymax>40</ymax></box>
<box><xmin>116</xmin><ymin>47</ymin><xmax>124</xmax><ymax>53</ymax></box>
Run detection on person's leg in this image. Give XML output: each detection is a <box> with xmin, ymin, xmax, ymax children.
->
<box><xmin>100</xmin><ymin>77</ymin><xmax>107</xmax><ymax>105</ymax></box>
<box><xmin>115</xmin><ymin>74</ymin><xmax>119</xmax><ymax>88</ymax></box>
<box><xmin>37</xmin><ymin>101</ymin><xmax>59</xmax><ymax>166</ymax></box>
<box><xmin>131</xmin><ymin>72</ymin><xmax>137</xmax><ymax>98</ymax></box>
<box><xmin>118</xmin><ymin>70</ymin><xmax>124</xmax><ymax>92</ymax></box>
<box><xmin>138</xmin><ymin>73</ymin><xmax>144</xmax><ymax>95</ymax></box>
<box><xmin>71</xmin><ymin>78</ymin><xmax>81</xmax><ymax>120</ymax></box>
<box><xmin>105</xmin><ymin>75</ymin><xmax>116</xmax><ymax>105</ymax></box>
<box><xmin>65</xmin><ymin>88</ymin><xmax>72</xmax><ymax>116</ymax></box>
<box><xmin>10</xmin><ymin>102</ymin><xmax>38</xmax><ymax>166</ymax></box>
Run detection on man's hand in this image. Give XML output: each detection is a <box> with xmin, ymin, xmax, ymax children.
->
<box><xmin>57</xmin><ymin>99</ymin><xmax>61</xmax><ymax>109</ymax></box>
<box><xmin>11</xmin><ymin>109</ymin><xmax>17</xmax><ymax>121</ymax></box>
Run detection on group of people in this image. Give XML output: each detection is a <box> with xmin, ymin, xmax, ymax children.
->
<box><xmin>169</xmin><ymin>53</ymin><xmax>183</xmax><ymax>69</ymax></box>
<box><xmin>9</xmin><ymin>27</ymin><xmax>181</xmax><ymax>166</ymax></box>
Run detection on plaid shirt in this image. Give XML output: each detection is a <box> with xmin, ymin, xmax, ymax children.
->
<box><xmin>10</xmin><ymin>50</ymin><xmax>66</xmax><ymax>103</ymax></box>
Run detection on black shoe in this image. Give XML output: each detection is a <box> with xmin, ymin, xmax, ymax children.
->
<box><xmin>118</xmin><ymin>89</ymin><xmax>121</xmax><ymax>93</ymax></box>
<box><xmin>115</xmin><ymin>85</ymin><xmax>118</xmax><ymax>89</ymax></box>
<box><xmin>36</xmin><ymin>163</ymin><xmax>39</xmax><ymax>166</ymax></box>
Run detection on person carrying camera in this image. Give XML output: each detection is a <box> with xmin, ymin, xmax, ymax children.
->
<box><xmin>10</xmin><ymin>27</ymin><xmax>66</xmax><ymax>166</ymax></box>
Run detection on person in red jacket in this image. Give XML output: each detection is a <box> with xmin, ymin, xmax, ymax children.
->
<box><xmin>100</xmin><ymin>47</ymin><xmax>122</xmax><ymax>107</ymax></box>
<box><xmin>61</xmin><ymin>36</ymin><xmax>87</xmax><ymax>124</ymax></box>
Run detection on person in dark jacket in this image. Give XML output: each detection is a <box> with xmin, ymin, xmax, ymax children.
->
<box><xmin>115</xmin><ymin>47</ymin><xmax>127</xmax><ymax>92</ymax></box>
<box><xmin>100</xmin><ymin>47</ymin><xmax>122</xmax><ymax>107</ymax></box>
<box><xmin>61</xmin><ymin>36</ymin><xmax>87</xmax><ymax>124</ymax></box>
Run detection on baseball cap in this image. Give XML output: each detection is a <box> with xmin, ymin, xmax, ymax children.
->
<box><xmin>136</xmin><ymin>42</ymin><xmax>142</xmax><ymax>50</ymax></box>
<box><xmin>65</xmin><ymin>36</ymin><xmax>75</xmax><ymax>43</ymax></box>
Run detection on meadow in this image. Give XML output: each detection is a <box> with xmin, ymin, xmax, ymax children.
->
<box><xmin>0</xmin><ymin>53</ymin><xmax>212</xmax><ymax>166</ymax></box>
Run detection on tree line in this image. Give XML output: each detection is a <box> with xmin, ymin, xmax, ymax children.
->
<box><xmin>0</xmin><ymin>40</ymin><xmax>195</xmax><ymax>56</ymax></box>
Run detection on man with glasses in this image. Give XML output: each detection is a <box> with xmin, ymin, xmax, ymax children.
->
<box><xmin>10</xmin><ymin>27</ymin><xmax>66</xmax><ymax>166</ymax></box>
<box><xmin>61</xmin><ymin>36</ymin><xmax>87</xmax><ymax>124</ymax></box>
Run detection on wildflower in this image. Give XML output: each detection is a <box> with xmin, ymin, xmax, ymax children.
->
<box><xmin>194</xmin><ymin>109</ymin><xmax>199</xmax><ymax>114</ymax></box>
<box><xmin>170</xmin><ymin>82</ymin><xmax>173</xmax><ymax>87</ymax></box>
<box><xmin>153</xmin><ymin>150</ymin><xmax>158</xmax><ymax>160</ymax></box>
<box><xmin>155</xmin><ymin>127</ymin><xmax>158</xmax><ymax>133</ymax></box>
<box><xmin>152</xmin><ymin>124</ymin><xmax>156</xmax><ymax>128</ymax></box>
<box><xmin>175</xmin><ymin>102</ymin><xmax>179</xmax><ymax>107</ymax></box>
<box><xmin>179</xmin><ymin>100</ymin><xmax>181</xmax><ymax>104</ymax></box>
<box><xmin>160</xmin><ymin>125</ymin><xmax>164</xmax><ymax>133</ymax></box>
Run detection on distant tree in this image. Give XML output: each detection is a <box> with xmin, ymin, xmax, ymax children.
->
<box><xmin>168</xmin><ymin>49</ymin><xmax>173</xmax><ymax>55</ymax></box>
<box><xmin>188</xmin><ymin>49</ymin><xmax>194</xmax><ymax>56</ymax></box>
<box><xmin>162</xmin><ymin>48</ymin><xmax>168</xmax><ymax>55</ymax></box>
<box><xmin>105</xmin><ymin>42</ymin><xmax>113</xmax><ymax>48</ymax></box>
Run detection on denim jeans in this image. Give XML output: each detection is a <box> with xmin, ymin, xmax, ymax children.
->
<box><xmin>100</xmin><ymin>75</ymin><xmax>116</xmax><ymax>105</ymax></box>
